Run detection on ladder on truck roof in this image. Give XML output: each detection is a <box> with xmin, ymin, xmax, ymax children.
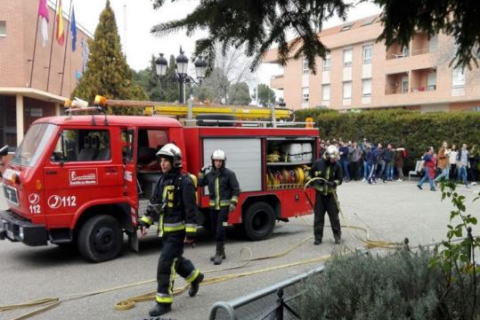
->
<box><xmin>105</xmin><ymin>99</ymin><xmax>293</xmax><ymax>120</ymax></box>
<box><xmin>64</xmin><ymin>96</ymin><xmax>315</xmax><ymax>128</ymax></box>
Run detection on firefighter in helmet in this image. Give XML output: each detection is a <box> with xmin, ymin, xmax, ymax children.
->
<box><xmin>139</xmin><ymin>143</ymin><xmax>204</xmax><ymax>317</ymax></box>
<box><xmin>198</xmin><ymin>149</ymin><xmax>240</xmax><ymax>265</ymax></box>
<box><xmin>307</xmin><ymin>145</ymin><xmax>343</xmax><ymax>245</ymax></box>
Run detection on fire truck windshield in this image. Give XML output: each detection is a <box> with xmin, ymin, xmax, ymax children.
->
<box><xmin>11</xmin><ymin>123</ymin><xmax>56</xmax><ymax>167</ymax></box>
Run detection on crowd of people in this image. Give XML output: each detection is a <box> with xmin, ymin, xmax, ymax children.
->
<box><xmin>319</xmin><ymin>139</ymin><xmax>408</xmax><ymax>185</ymax></box>
<box><xmin>416</xmin><ymin>142</ymin><xmax>479</xmax><ymax>191</ymax></box>
<box><xmin>318</xmin><ymin>139</ymin><xmax>480</xmax><ymax>190</ymax></box>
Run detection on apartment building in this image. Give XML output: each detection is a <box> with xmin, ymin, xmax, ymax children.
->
<box><xmin>263</xmin><ymin>15</ymin><xmax>480</xmax><ymax>112</ymax></box>
<box><xmin>0</xmin><ymin>0</ymin><xmax>91</xmax><ymax>149</ymax></box>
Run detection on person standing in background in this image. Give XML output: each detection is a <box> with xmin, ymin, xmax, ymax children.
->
<box><xmin>448</xmin><ymin>144</ymin><xmax>458</xmax><ymax>181</ymax></box>
<box><xmin>394</xmin><ymin>147</ymin><xmax>406</xmax><ymax>181</ymax></box>
<box><xmin>435</xmin><ymin>141</ymin><xmax>450</xmax><ymax>182</ymax></box>
<box><xmin>350</xmin><ymin>141</ymin><xmax>363</xmax><ymax>181</ymax></box>
<box><xmin>339</xmin><ymin>142</ymin><xmax>351</xmax><ymax>182</ymax></box>
<box><xmin>456</xmin><ymin>143</ymin><xmax>470</xmax><ymax>188</ymax></box>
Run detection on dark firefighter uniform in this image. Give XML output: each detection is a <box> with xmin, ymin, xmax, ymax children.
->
<box><xmin>140</xmin><ymin>169</ymin><xmax>203</xmax><ymax>311</ymax></box>
<box><xmin>308</xmin><ymin>152</ymin><xmax>343</xmax><ymax>244</ymax></box>
<box><xmin>198</xmin><ymin>163</ymin><xmax>240</xmax><ymax>264</ymax></box>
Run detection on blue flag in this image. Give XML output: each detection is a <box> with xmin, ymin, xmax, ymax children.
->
<box><xmin>70</xmin><ymin>5</ymin><xmax>77</xmax><ymax>51</ymax></box>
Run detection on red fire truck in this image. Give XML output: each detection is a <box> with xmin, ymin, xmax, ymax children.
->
<box><xmin>0</xmin><ymin>100</ymin><xmax>318</xmax><ymax>262</ymax></box>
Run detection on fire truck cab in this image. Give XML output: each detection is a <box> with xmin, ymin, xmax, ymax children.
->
<box><xmin>0</xmin><ymin>106</ymin><xmax>318</xmax><ymax>262</ymax></box>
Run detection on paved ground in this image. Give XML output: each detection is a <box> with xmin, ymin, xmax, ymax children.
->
<box><xmin>1</xmin><ymin>180</ymin><xmax>479</xmax><ymax>320</ymax></box>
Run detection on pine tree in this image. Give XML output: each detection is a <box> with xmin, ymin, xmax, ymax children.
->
<box><xmin>72</xmin><ymin>0</ymin><xmax>146</xmax><ymax>114</ymax></box>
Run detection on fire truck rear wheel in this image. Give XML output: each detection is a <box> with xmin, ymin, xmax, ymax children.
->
<box><xmin>243</xmin><ymin>202</ymin><xmax>275</xmax><ymax>241</ymax></box>
<box><xmin>78</xmin><ymin>215</ymin><xmax>123</xmax><ymax>263</ymax></box>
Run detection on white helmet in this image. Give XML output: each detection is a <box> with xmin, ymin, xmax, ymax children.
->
<box><xmin>325</xmin><ymin>145</ymin><xmax>340</xmax><ymax>160</ymax></box>
<box><xmin>211</xmin><ymin>149</ymin><xmax>226</xmax><ymax>161</ymax></box>
<box><xmin>156</xmin><ymin>143</ymin><xmax>182</xmax><ymax>168</ymax></box>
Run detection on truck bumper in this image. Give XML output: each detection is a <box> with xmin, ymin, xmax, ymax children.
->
<box><xmin>0</xmin><ymin>210</ymin><xmax>48</xmax><ymax>246</ymax></box>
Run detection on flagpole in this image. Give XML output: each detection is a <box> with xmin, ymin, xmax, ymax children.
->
<box><xmin>46</xmin><ymin>0</ymin><xmax>59</xmax><ymax>92</ymax></box>
<box><xmin>29</xmin><ymin>7</ymin><xmax>41</xmax><ymax>88</ymax></box>
<box><xmin>60</xmin><ymin>0</ymin><xmax>73</xmax><ymax>96</ymax></box>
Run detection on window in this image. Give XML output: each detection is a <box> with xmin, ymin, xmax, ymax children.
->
<box><xmin>302</xmin><ymin>87</ymin><xmax>309</xmax><ymax>103</ymax></box>
<box><xmin>11</xmin><ymin>123</ymin><xmax>55</xmax><ymax>167</ymax></box>
<box><xmin>427</xmin><ymin>72</ymin><xmax>437</xmax><ymax>91</ymax></box>
<box><xmin>121</xmin><ymin>129</ymin><xmax>134</xmax><ymax>163</ymax></box>
<box><xmin>322</xmin><ymin>84</ymin><xmax>331</xmax><ymax>101</ymax></box>
<box><xmin>0</xmin><ymin>21</ymin><xmax>5</xmax><ymax>36</ymax></box>
<box><xmin>401</xmin><ymin>46</ymin><xmax>409</xmax><ymax>57</ymax></box>
<box><xmin>137</xmin><ymin>129</ymin><xmax>168</xmax><ymax>169</ymax></box>
<box><xmin>401</xmin><ymin>76</ymin><xmax>409</xmax><ymax>93</ymax></box>
<box><xmin>363</xmin><ymin>44</ymin><xmax>373</xmax><ymax>64</ymax></box>
<box><xmin>340</xmin><ymin>23</ymin><xmax>353</xmax><ymax>32</ymax></box>
<box><xmin>429</xmin><ymin>35</ymin><xmax>438</xmax><ymax>52</ymax></box>
<box><xmin>323</xmin><ymin>53</ymin><xmax>331</xmax><ymax>71</ymax></box>
<box><xmin>343</xmin><ymin>82</ymin><xmax>352</xmax><ymax>99</ymax></box>
<box><xmin>343</xmin><ymin>48</ymin><xmax>352</xmax><ymax>67</ymax></box>
<box><xmin>452</xmin><ymin>67</ymin><xmax>466</xmax><ymax>88</ymax></box>
<box><xmin>362</xmin><ymin>79</ymin><xmax>372</xmax><ymax>97</ymax></box>
<box><xmin>302</xmin><ymin>57</ymin><xmax>309</xmax><ymax>73</ymax></box>
<box><xmin>360</xmin><ymin>17</ymin><xmax>376</xmax><ymax>26</ymax></box>
<box><xmin>51</xmin><ymin>129</ymin><xmax>111</xmax><ymax>162</ymax></box>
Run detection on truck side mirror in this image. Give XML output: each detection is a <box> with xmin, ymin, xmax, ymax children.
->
<box><xmin>0</xmin><ymin>145</ymin><xmax>9</xmax><ymax>157</ymax></box>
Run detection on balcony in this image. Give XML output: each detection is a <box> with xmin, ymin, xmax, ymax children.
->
<box><xmin>411</xmin><ymin>32</ymin><xmax>437</xmax><ymax>56</ymax></box>
<box><xmin>270</xmin><ymin>74</ymin><xmax>285</xmax><ymax>90</ymax></box>
<box><xmin>385</xmin><ymin>72</ymin><xmax>409</xmax><ymax>95</ymax></box>
<box><xmin>386</xmin><ymin>42</ymin><xmax>409</xmax><ymax>60</ymax></box>
<box><xmin>411</xmin><ymin>68</ymin><xmax>437</xmax><ymax>93</ymax></box>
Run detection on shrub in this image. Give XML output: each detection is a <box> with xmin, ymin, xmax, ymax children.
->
<box><xmin>300</xmin><ymin>249</ymin><xmax>480</xmax><ymax>320</ymax></box>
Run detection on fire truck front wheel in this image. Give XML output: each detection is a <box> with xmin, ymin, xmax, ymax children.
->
<box><xmin>77</xmin><ymin>215</ymin><xmax>123</xmax><ymax>263</ymax></box>
<box><xmin>243</xmin><ymin>202</ymin><xmax>276</xmax><ymax>241</ymax></box>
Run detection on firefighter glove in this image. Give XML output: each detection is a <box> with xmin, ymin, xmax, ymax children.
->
<box><xmin>229</xmin><ymin>203</ymin><xmax>236</xmax><ymax>212</ymax></box>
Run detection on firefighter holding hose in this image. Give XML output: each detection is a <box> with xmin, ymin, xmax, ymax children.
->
<box><xmin>307</xmin><ymin>145</ymin><xmax>343</xmax><ymax>245</ymax></box>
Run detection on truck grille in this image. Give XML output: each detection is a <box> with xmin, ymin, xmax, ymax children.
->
<box><xmin>3</xmin><ymin>184</ymin><xmax>19</xmax><ymax>206</ymax></box>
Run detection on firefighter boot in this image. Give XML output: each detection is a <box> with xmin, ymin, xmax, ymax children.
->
<box><xmin>210</xmin><ymin>242</ymin><xmax>226</xmax><ymax>264</ymax></box>
<box><xmin>188</xmin><ymin>272</ymin><xmax>204</xmax><ymax>297</ymax></box>
<box><xmin>214</xmin><ymin>242</ymin><xmax>226</xmax><ymax>265</ymax></box>
<box><xmin>148</xmin><ymin>303</ymin><xmax>172</xmax><ymax>317</ymax></box>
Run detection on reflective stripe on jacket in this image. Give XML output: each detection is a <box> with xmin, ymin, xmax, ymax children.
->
<box><xmin>141</xmin><ymin>169</ymin><xmax>198</xmax><ymax>238</ymax></box>
<box><xmin>307</xmin><ymin>157</ymin><xmax>343</xmax><ymax>195</ymax></box>
<box><xmin>198</xmin><ymin>167</ymin><xmax>240</xmax><ymax>210</ymax></box>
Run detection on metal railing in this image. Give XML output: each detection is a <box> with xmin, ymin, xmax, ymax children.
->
<box><xmin>208</xmin><ymin>265</ymin><xmax>324</xmax><ymax>320</ymax></box>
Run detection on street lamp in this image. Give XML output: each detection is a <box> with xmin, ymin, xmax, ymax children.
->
<box><xmin>155</xmin><ymin>47</ymin><xmax>207</xmax><ymax>104</ymax></box>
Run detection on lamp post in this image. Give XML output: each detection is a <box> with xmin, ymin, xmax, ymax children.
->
<box><xmin>155</xmin><ymin>47</ymin><xmax>207</xmax><ymax>104</ymax></box>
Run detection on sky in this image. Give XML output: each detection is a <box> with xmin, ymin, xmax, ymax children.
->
<box><xmin>55</xmin><ymin>0</ymin><xmax>382</xmax><ymax>94</ymax></box>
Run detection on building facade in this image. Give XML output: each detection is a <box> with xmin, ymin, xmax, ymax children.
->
<box><xmin>0</xmin><ymin>0</ymin><xmax>91</xmax><ymax>149</ymax></box>
<box><xmin>264</xmin><ymin>15</ymin><xmax>480</xmax><ymax>112</ymax></box>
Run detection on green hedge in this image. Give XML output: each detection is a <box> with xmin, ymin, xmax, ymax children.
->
<box><xmin>295</xmin><ymin>109</ymin><xmax>480</xmax><ymax>169</ymax></box>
